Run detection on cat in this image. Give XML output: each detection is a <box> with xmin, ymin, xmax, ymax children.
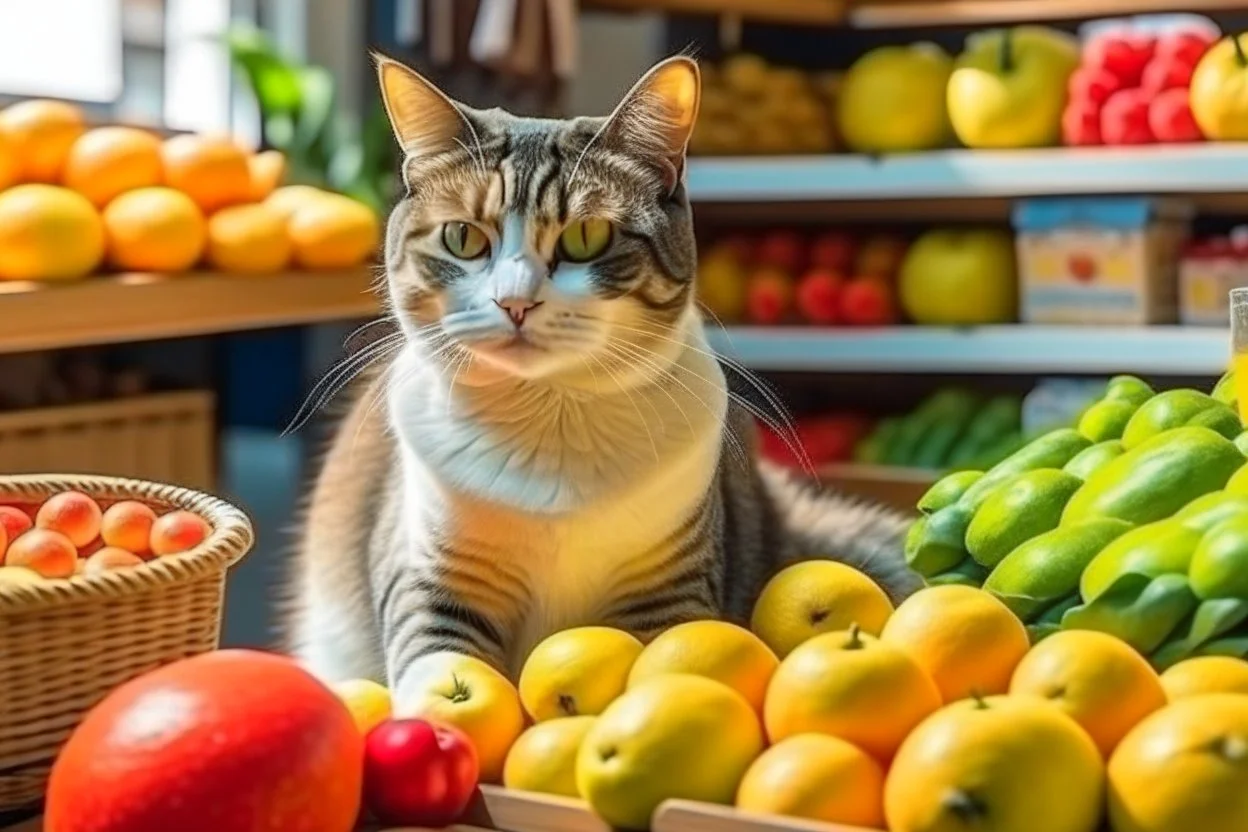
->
<box><xmin>285</xmin><ymin>54</ymin><xmax>920</xmax><ymax>706</ymax></box>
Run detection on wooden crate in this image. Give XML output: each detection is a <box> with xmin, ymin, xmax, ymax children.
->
<box><xmin>819</xmin><ymin>463</ymin><xmax>935</xmax><ymax>514</ymax></box>
<box><xmin>0</xmin><ymin>391</ymin><xmax>215</xmax><ymax>492</ymax></box>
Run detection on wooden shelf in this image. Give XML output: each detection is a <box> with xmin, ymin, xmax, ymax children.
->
<box><xmin>819</xmin><ymin>463</ymin><xmax>936</xmax><ymax>512</ymax></box>
<box><xmin>850</xmin><ymin>0</ymin><xmax>1248</xmax><ymax>28</ymax></box>
<box><xmin>0</xmin><ymin>269</ymin><xmax>380</xmax><ymax>354</ymax></box>
<box><xmin>583</xmin><ymin>0</ymin><xmax>845</xmax><ymax>25</ymax></box>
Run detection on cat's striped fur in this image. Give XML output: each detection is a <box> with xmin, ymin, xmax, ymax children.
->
<box><xmin>286</xmin><ymin>56</ymin><xmax>919</xmax><ymax>702</ymax></box>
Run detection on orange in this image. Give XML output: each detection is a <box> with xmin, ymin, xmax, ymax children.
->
<box><xmin>0</xmin><ymin>185</ymin><xmax>104</xmax><ymax>281</ymax></box>
<box><xmin>62</xmin><ymin>126</ymin><xmax>163</xmax><ymax>207</ymax></box>
<box><xmin>247</xmin><ymin>150</ymin><xmax>286</xmax><ymax>202</ymax></box>
<box><xmin>881</xmin><ymin>584</ymin><xmax>1029</xmax><ymax>703</ymax></box>
<box><xmin>1161</xmin><ymin>656</ymin><xmax>1248</xmax><ymax>700</ymax></box>
<box><xmin>207</xmin><ymin>203</ymin><xmax>292</xmax><ymax>274</ymax></box>
<box><xmin>627</xmin><ymin>620</ymin><xmax>779</xmax><ymax>714</ymax></box>
<box><xmin>288</xmin><ymin>193</ymin><xmax>381</xmax><ymax>269</ymax></box>
<box><xmin>764</xmin><ymin>626</ymin><xmax>941</xmax><ymax>762</ymax></box>
<box><xmin>736</xmin><ymin>734</ymin><xmax>885</xmax><ymax>828</ymax></box>
<box><xmin>1010</xmin><ymin>629</ymin><xmax>1166</xmax><ymax>758</ymax></box>
<box><xmin>886</xmin><ymin>695</ymin><xmax>1104</xmax><ymax>832</ymax></box>
<box><xmin>0</xmin><ymin>127</ymin><xmax>19</xmax><ymax>190</ymax></box>
<box><xmin>264</xmin><ymin>185</ymin><xmax>332</xmax><ymax>223</ymax></box>
<box><xmin>161</xmin><ymin>134</ymin><xmax>253</xmax><ymax>212</ymax></box>
<box><xmin>1108</xmin><ymin>693</ymin><xmax>1248</xmax><ymax>832</ymax></box>
<box><xmin>750</xmin><ymin>560</ymin><xmax>894</xmax><ymax>658</ymax></box>
<box><xmin>0</xmin><ymin>99</ymin><xmax>86</xmax><ymax>182</ymax></box>
<box><xmin>395</xmin><ymin>651</ymin><xmax>525</xmax><ymax>784</ymax></box>
<box><xmin>103</xmin><ymin>187</ymin><xmax>206</xmax><ymax>273</ymax></box>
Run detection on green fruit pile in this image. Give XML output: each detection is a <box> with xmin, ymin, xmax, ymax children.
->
<box><xmin>855</xmin><ymin>389</ymin><xmax>1023</xmax><ymax>471</ymax></box>
<box><xmin>906</xmin><ymin>373</ymin><xmax>1248</xmax><ymax>669</ymax></box>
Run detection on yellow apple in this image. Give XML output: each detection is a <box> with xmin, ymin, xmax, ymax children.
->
<box><xmin>948</xmin><ymin>26</ymin><xmax>1081</xmax><ymax>149</ymax></box>
<box><xmin>898</xmin><ymin>228</ymin><xmax>1017</xmax><ymax>325</ymax></box>
<box><xmin>1191</xmin><ymin>34</ymin><xmax>1248</xmax><ymax>140</ymax></box>
<box><xmin>837</xmin><ymin>43</ymin><xmax>953</xmax><ymax>154</ymax></box>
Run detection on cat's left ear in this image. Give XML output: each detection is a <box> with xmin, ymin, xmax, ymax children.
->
<box><xmin>600</xmin><ymin>57</ymin><xmax>701</xmax><ymax>191</ymax></box>
<box><xmin>374</xmin><ymin>53</ymin><xmax>474</xmax><ymax>159</ymax></box>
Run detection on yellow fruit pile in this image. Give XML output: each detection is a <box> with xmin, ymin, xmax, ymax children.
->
<box><xmin>332</xmin><ymin>561</ymin><xmax>1248</xmax><ymax>832</ymax></box>
<box><xmin>0</xmin><ymin>99</ymin><xmax>380</xmax><ymax>282</ymax></box>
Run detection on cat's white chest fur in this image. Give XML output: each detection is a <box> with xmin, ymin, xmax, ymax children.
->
<box><xmin>390</xmin><ymin>323</ymin><xmax>727</xmax><ymax>668</ymax></box>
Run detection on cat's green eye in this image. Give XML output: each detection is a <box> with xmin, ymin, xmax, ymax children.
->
<box><xmin>559</xmin><ymin>218</ymin><xmax>613</xmax><ymax>262</ymax></box>
<box><xmin>442</xmin><ymin>221</ymin><xmax>490</xmax><ymax>260</ymax></box>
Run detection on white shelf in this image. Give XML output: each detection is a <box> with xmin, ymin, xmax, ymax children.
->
<box><xmin>686</xmin><ymin>146</ymin><xmax>1248</xmax><ymax>203</ymax></box>
<box><xmin>705</xmin><ymin>325</ymin><xmax>1230</xmax><ymax>375</ymax></box>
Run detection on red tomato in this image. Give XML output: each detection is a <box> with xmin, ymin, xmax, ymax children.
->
<box><xmin>46</xmin><ymin>649</ymin><xmax>364</xmax><ymax>832</ymax></box>
<box><xmin>364</xmin><ymin>719</ymin><xmax>480</xmax><ymax>827</ymax></box>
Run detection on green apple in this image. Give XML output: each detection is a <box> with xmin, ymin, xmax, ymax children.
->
<box><xmin>948</xmin><ymin>26</ymin><xmax>1081</xmax><ymax>149</ymax></box>
<box><xmin>837</xmin><ymin>43</ymin><xmax>953</xmax><ymax>153</ymax></box>
<box><xmin>899</xmin><ymin>228</ymin><xmax>1017</xmax><ymax>325</ymax></box>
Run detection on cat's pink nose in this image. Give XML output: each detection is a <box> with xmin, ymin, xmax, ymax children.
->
<box><xmin>494</xmin><ymin>297</ymin><xmax>542</xmax><ymax>327</ymax></box>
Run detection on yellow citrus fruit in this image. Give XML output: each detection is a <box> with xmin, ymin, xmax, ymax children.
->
<box><xmin>102</xmin><ymin>187</ymin><xmax>206</xmax><ymax>273</ymax></box>
<box><xmin>881</xmin><ymin>584</ymin><xmax>1029</xmax><ymax>703</ymax></box>
<box><xmin>0</xmin><ymin>566</ymin><xmax>43</xmax><ymax>587</ymax></box>
<box><xmin>503</xmin><ymin>716</ymin><xmax>596</xmax><ymax>798</ymax></box>
<box><xmin>0</xmin><ymin>128</ymin><xmax>20</xmax><ymax>191</ymax></box>
<box><xmin>764</xmin><ymin>626</ymin><xmax>941</xmax><ymax>762</ymax></box>
<box><xmin>736</xmin><ymin>734</ymin><xmax>885</xmax><ymax>828</ymax></box>
<box><xmin>0</xmin><ymin>99</ymin><xmax>86</xmax><ymax>183</ymax></box>
<box><xmin>62</xmin><ymin>126</ymin><xmax>164</xmax><ymax>208</ymax></box>
<box><xmin>1010</xmin><ymin>629</ymin><xmax>1166</xmax><ymax>758</ymax></box>
<box><xmin>886</xmin><ymin>695</ymin><xmax>1104</xmax><ymax>832</ymax></box>
<box><xmin>628</xmin><ymin>620</ymin><xmax>778</xmax><ymax>714</ymax></box>
<box><xmin>331</xmin><ymin>678</ymin><xmax>392</xmax><ymax>736</ymax></box>
<box><xmin>395</xmin><ymin>651</ymin><xmax>525</xmax><ymax>784</ymax></box>
<box><xmin>751</xmin><ymin>560</ymin><xmax>894</xmax><ymax>658</ymax></box>
<box><xmin>577</xmin><ymin>674</ymin><xmax>763</xmax><ymax>830</ymax></box>
<box><xmin>288</xmin><ymin>193</ymin><xmax>381</xmax><ymax>269</ymax></box>
<box><xmin>264</xmin><ymin>185</ymin><xmax>333</xmax><ymax>223</ymax></box>
<box><xmin>206</xmin><ymin>203</ymin><xmax>292</xmax><ymax>274</ymax></box>
<box><xmin>0</xmin><ymin>185</ymin><xmax>103</xmax><ymax>281</ymax></box>
<box><xmin>1161</xmin><ymin>656</ymin><xmax>1248</xmax><ymax>700</ymax></box>
<box><xmin>519</xmin><ymin>626</ymin><xmax>643</xmax><ymax>721</ymax></box>
<box><xmin>1109</xmin><ymin>693</ymin><xmax>1248</xmax><ymax>832</ymax></box>
<box><xmin>161</xmin><ymin>134</ymin><xmax>253</xmax><ymax>213</ymax></box>
<box><xmin>247</xmin><ymin>150</ymin><xmax>286</xmax><ymax>202</ymax></box>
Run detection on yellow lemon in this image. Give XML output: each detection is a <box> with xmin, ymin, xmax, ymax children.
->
<box><xmin>751</xmin><ymin>560</ymin><xmax>894</xmax><ymax>658</ymax></box>
<box><xmin>885</xmin><ymin>695</ymin><xmax>1104</xmax><ymax>832</ymax></box>
<box><xmin>395</xmin><ymin>651</ymin><xmax>525</xmax><ymax>784</ymax></box>
<box><xmin>331</xmin><ymin>678</ymin><xmax>392</xmax><ymax>736</ymax></box>
<box><xmin>736</xmin><ymin>734</ymin><xmax>885</xmax><ymax>828</ymax></box>
<box><xmin>0</xmin><ymin>185</ymin><xmax>104</xmax><ymax>281</ymax></box>
<box><xmin>1161</xmin><ymin>656</ymin><xmax>1248</xmax><ymax>700</ymax></box>
<box><xmin>578</xmin><ymin>674</ymin><xmax>763</xmax><ymax>830</ymax></box>
<box><xmin>519</xmin><ymin>626</ymin><xmax>643</xmax><ymax>721</ymax></box>
<box><xmin>628</xmin><ymin>620</ymin><xmax>778</xmax><ymax>713</ymax></box>
<box><xmin>503</xmin><ymin>716</ymin><xmax>596</xmax><ymax>798</ymax></box>
<box><xmin>1109</xmin><ymin>693</ymin><xmax>1248</xmax><ymax>832</ymax></box>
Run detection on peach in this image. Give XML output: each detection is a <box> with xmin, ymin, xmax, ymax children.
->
<box><xmin>36</xmin><ymin>491</ymin><xmax>102</xmax><ymax>548</ymax></box>
<box><xmin>100</xmin><ymin>501</ymin><xmax>157</xmax><ymax>557</ymax></box>
<box><xmin>6</xmin><ymin>529</ymin><xmax>77</xmax><ymax>578</ymax></box>
<box><xmin>0</xmin><ymin>505</ymin><xmax>33</xmax><ymax>547</ymax></box>
<box><xmin>150</xmin><ymin>510</ymin><xmax>210</xmax><ymax>556</ymax></box>
<box><xmin>83</xmin><ymin>546</ymin><xmax>144</xmax><ymax>575</ymax></box>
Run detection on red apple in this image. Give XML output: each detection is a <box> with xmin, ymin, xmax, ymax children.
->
<box><xmin>1085</xmin><ymin>28</ymin><xmax>1157</xmax><ymax>86</ymax></box>
<box><xmin>1154</xmin><ymin>27</ymin><xmax>1218</xmax><ymax>68</ymax></box>
<box><xmin>745</xmin><ymin>268</ymin><xmax>795</xmax><ymax>325</ymax></box>
<box><xmin>1068</xmin><ymin>66</ymin><xmax>1124</xmax><ymax>106</ymax></box>
<box><xmin>1149</xmin><ymin>87</ymin><xmax>1204</xmax><ymax>144</ymax></box>
<box><xmin>840</xmin><ymin>277</ymin><xmax>898</xmax><ymax>326</ymax></box>
<box><xmin>795</xmin><ymin>268</ymin><xmax>844</xmax><ymax>325</ymax></box>
<box><xmin>1062</xmin><ymin>99</ymin><xmax>1103</xmax><ymax>146</ymax></box>
<box><xmin>364</xmin><ymin>719</ymin><xmax>479</xmax><ymax>828</ymax></box>
<box><xmin>755</xmin><ymin>230</ymin><xmax>806</xmax><ymax>274</ymax></box>
<box><xmin>1140</xmin><ymin>57</ymin><xmax>1194</xmax><ymax>96</ymax></box>
<box><xmin>808</xmin><ymin>231</ymin><xmax>856</xmax><ymax>272</ymax></box>
<box><xmin>1101</xmin><ymin>88</ymin><xmax>1155</xmax><ymax>145</ymax></box>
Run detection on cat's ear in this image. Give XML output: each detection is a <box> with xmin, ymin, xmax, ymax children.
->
<box><xmin>374</xmin><ymin>54</ymin><xmax>470</xmax><ymax>158</ymax></box>
<box><xmin>600</xmin><ymin>56</ymin><xmax>701</xmax><ymax>190</ymax></box>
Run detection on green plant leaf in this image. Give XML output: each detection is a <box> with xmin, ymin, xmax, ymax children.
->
<box><xmin>292</xmin><ymin>66</ymin><xmax>336</xmax><ymax>154</ymax></box>
<box><xmin>226</xmin><ymin>25</ymin><xmax>302</xmax><ymax>116</ymax></box>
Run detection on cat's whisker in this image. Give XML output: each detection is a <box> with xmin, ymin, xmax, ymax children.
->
<box><xmin>586</xmin><ymin>352</ymin><xmax>660</xmax><ymax>463</ymax></box>
<box><xmin>285</xmin><ymin>332</ymin><xmax>406</xmax><ymax>435</ymax></box>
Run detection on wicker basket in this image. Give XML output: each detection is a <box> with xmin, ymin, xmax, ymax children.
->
<box><xmin>0</xmin><ymin>475</ymin><xmax>254</xmax><ymax>813</ymax></box>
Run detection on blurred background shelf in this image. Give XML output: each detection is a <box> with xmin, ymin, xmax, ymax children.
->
<box><xmin>583</xmin><ymin>0</ymin><xmax>846</xmax><ymax>25</ymax></box>
<box><xmin>818</xmin><ymin>462</ymin><xmax>936</xmax><ymax>511</ymax></box>
<box><xmin>706</xmin><ymin>325</ymin><xmax>1230</xmax><ymax>374</ymax></box>
<box><xmin>0</xmin><ymin>269</ymin><xmax>380</xmax><ymax>355</ymax></box>
<box><xmin>849</xmin><ymin>0</ymin><xmax>1248</xmax><ymax>28</ymax></box>
<box><xmin>687</xmin><ymin>146</ymin><xmax>1248</xmax><ymax>203</ymax></box>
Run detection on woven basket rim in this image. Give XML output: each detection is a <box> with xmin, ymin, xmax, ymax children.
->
<box><xmin>0</xmin><ymin>473</ymin><xmax>254</xmax><ymax>613</ymax></box>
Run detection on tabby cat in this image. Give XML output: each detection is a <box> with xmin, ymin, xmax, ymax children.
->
<box><xmin>287</xmin><ymin>55</ymin><xmax>919</xmax><ymax>705</ymax></box>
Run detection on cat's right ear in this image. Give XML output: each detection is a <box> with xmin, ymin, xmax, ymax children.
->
<box><xmin>374</xmin><ymin>54</ymin><xmax>467</xmax><ymax>158</ymax></box>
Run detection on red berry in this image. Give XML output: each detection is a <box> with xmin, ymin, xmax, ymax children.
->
<box><xmin>745</xmin><ymin>269</ymin><xmax>794</xmax><ymax>325</ymax></box>
<box><xmin>1155</xmin><ymin>27</ymin><xmax>1218</xmax><ymax>68</ymax></box>
<box><xmin>1085</xmin><ymin>29</ymin><xmax>1156</xmax><ymax>86</ymax></box>
<box><xmin>1062</xmin><ymin>100</ymin><xmax>1103</xmax><ymax>146</ymax></box>
<box><xmin>1140</xmin><ymin>58</ymin><xmax>1194</xmax><ymax>96</ymax></box>
<box><xmin>1068</xmin><ymin>67</ymin><xmax>1124</xmax><ymax>106</ymax></box>
<box><xmin>839</xmin><ymin>277</ymin><xmax>898</xmax><ymax>326</ymax></box>
<box><xmin>795</xmin><ymin>268</ymin><xmax>844</xmax><ymax>325</ymax></box>
<box><xmin>1101</xmin><ymin>88</ymin><xmax>1155</xmax><ymax>146</ymax></box>
<box><xmin>1149</xmin><ymin>87</ymin><xmax>1204</xmax><ymax>144</ymax></box>
<box><xmin>808</xmin><ymin>231</ymin><xmax>856</xmax><ymax>272</ymax></box>
<box><xmin>755</xmin><ymin>230</ymin><xmax>806</xmax><ymax>274</ymax></box>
